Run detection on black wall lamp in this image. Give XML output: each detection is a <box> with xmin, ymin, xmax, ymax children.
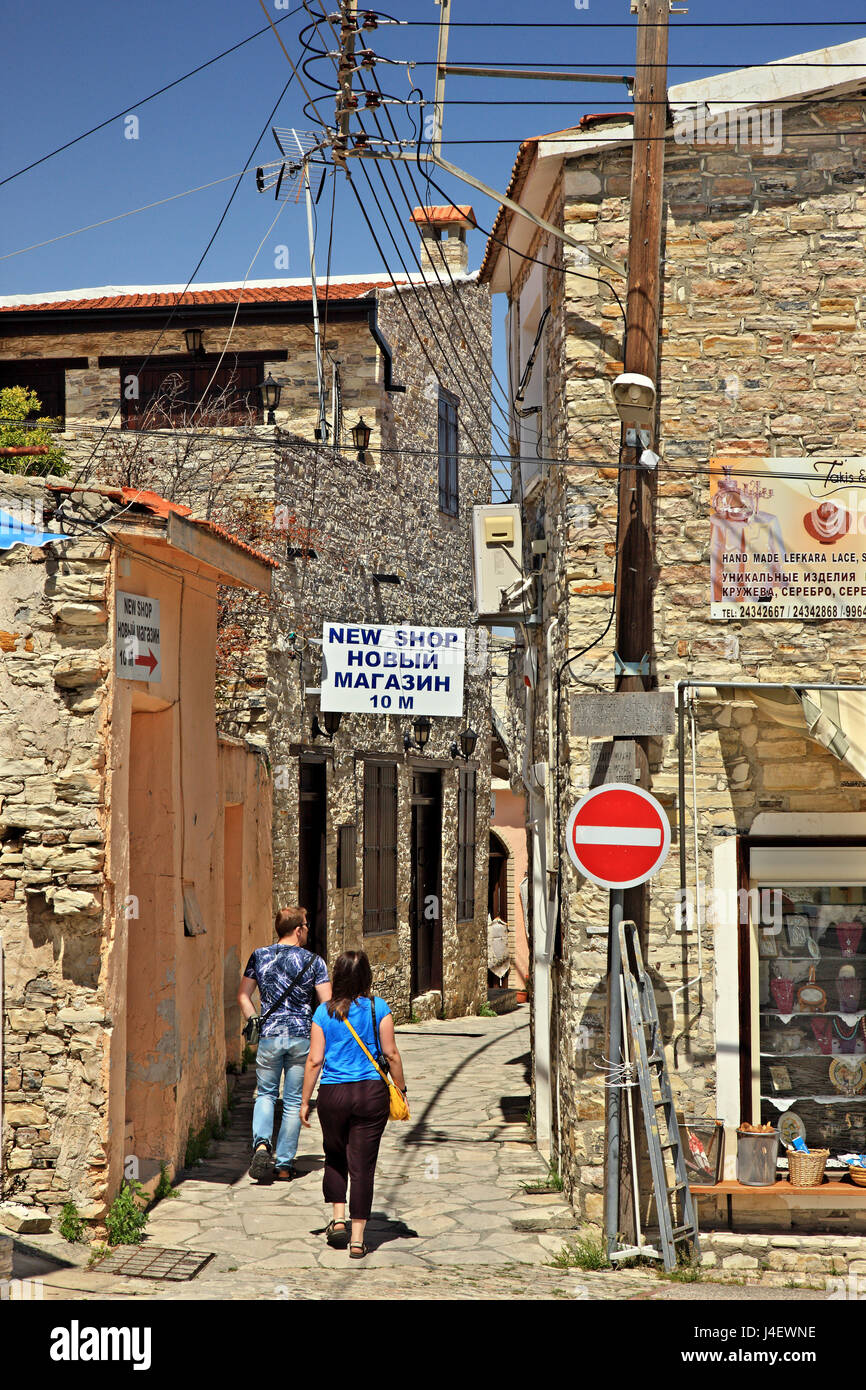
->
<box><xmin>351</xmin><ymin>416</ymin><xmax>372</xmax><ymax>461</ymax></box>
<box><xmin>312</xmin><ymin>710</ymin><xmax>342</xmax><ymax>741</ymax></box>
<box><xmin>184</xmin><ymin>327</ymin><xmax>204</xmax><ymax>357</ymax></box>
<box><xmin>403</xmin><ymin>715</ymin><xmax>432</xmax><ymax>753</ymax></box>
<box><xmin>259</xmin><ymin>372</ymin><xmax>282</xmax><ymax>425</ymax></box>
<box><xmin>450</xmin><ymin>727</ymin><xmax>479</xmax><ymax>762</ymax></box>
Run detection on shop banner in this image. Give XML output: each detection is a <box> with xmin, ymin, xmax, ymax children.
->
<box><xmin>320</xmin><ymin>622</ymin><xmax>465</xmax><ymax>716</ymax></box>
<box><xmin>710</xmin><ymin>457</ymin><xmax>866</xmax><ymax>620</ymax></box>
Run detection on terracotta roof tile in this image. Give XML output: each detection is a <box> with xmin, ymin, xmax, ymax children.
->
<box><xmin>46</xmin><ymin>482</ymin><xmax>277</xmax><ymax>570</ymax></box>
<box><xmin>410</xmin><ymin>204</ymin><xmax>476</xmax><ymax>227</ymax></box>
<box><xmin>0</xmin><ymin>282</ymin><xmax>404</xmax><ymax>315</ymax></box>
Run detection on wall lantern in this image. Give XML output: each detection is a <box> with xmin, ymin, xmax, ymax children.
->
<box><xmin>403</xmin><ymin>715</ymin><xmax>432</xmax><ymax>753</ymax></box>
<box><xmin>312</xmin><ymin>709</ymin><xmax>342</xmax><ymax>741</ymax></box>
<box><xmin>259</xmin><ymin>372</ymin><xmax>282</xmax><ymax>425</ymax></box>
<box><xmin>183</xmin><ymin>327</ymin><xmax>204</xmax><ymax>357</ymax></box>
<box><xmin>450</xmin><ymin>727</ymin><xmax>478</xmax><ymax>762</ymax></box>
<box><xmin>351</xmin><ymin>416</ymin><xmax>372</xmax><ymax>460</ymax></box>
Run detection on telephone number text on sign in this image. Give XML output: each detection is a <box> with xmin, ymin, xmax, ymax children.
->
<box><xmin>320</xmin><ymin>623</ymin><xmax>465</xmax><ymax>716</ymax></box>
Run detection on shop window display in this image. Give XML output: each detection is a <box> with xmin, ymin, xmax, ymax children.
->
<box><xmin>758</xmin><ymin>887</ymin><xmax>866</xmax><ymax>1163</ymax></box>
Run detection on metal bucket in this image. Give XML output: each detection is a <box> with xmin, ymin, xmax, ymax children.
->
<box><xmin>736</xmin><ymin>1129</ymin><xmax>779</xmax><ymax>1186</ymax></box>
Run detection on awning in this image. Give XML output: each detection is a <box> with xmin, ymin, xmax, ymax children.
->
<box><xmin>0</xmin><ymin>509</ymin><xmax>69</xmax><ymax>550</ymax></box>
<box><xmin>747</xmin><ymin>687</ymin><xmax>866</xmax><ymax>782</ymax></box>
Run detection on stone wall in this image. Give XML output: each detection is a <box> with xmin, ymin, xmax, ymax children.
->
<box><xmin>0</xmin><ymin>480</ymin><xmax>112</xmax><ymax>1215</ymax></box>
<box><xmin>5</xmin><ymin>271</ymin><xmax>495</xmax><ymax>1025</ymax></box>
<box><xmin>502</xmin><ymin>88</ymin><xmax>866</xmax><ymax>1220</ymax></box>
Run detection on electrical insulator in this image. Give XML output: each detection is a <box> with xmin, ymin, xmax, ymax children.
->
<box><xmin>364</xmin><ymin>91</ymin><xmax>381</xmax><ymax>109</ymax></box>
<box><xmin>359</xmin><ymin>48</ymin><xmax>376</xmax><ymax>69</ymax></box>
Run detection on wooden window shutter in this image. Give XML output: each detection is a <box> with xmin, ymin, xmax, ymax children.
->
<box><xmin>363</xmin><ymin>762</ymin><xmax>398</xmax><ymax>933</ymax></box>
<box><xmin>337</xmin><ymin>825</ymin><xmax>357</xmax><ymax>889</ymax></box>
<box><xmin>457</xmin><ymin>768</ymin><xmax>476</xmax><ymax>923</ymax></box>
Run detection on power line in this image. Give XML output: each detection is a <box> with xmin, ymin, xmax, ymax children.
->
<box><xmin>433</xmin><ymin>130</ymin><xmax>866</xmax><ymax>143</ymax></box>
<box><xmin>0</xmin><ymin>169</ymin><xmax>256</xmax><ymax>263</ymax></box>
<box><xmin>397</xmin><ymin>19</ymin><xmax>866</xmax><ymax>27</ymax></box>
<box><xmin>410</xmin><ymin>59</ymin><xmax>866</xmax><ymax>68</ymax></box>
<box><xmin>59</xmin><ymin>69</ymin><xmax>297</xmax><ymax>497</ymax></box>
<box><xmin>301</xmin><ymin>3</ymin><xmax>510</xmax><ymax>453</ymax></box>
<box><xmin>0</xmin><ymin>6</ymin><xmax>308</xmax><ymax>190</ymax></box>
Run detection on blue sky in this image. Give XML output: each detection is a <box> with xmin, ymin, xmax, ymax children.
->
<box><xmin>1</xmin><ymin>0</ymin><xmax>864</xmax><ymax>448</ymax></box>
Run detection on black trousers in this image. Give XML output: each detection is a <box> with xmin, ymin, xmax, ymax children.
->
<box><xmin>317</xmin><ymin>1080</ymin><xmax>390</xmax><ymax>1220</ymax></box>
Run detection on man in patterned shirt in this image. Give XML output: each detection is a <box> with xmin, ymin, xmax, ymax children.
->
<box><xmin>239</xmin><ymin>906</ymin><xmax>331</xmax><ymax>1181</ymax></box>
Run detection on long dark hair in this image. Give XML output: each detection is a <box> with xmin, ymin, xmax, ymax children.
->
<box><xmin>327</xmin><ymin>951</ymin><xmax>373</xmax><ymax>1019</ymax></box>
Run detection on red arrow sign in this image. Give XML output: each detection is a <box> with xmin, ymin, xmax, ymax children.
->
<box><xmin>565</xmin><ymin>782</ymin><xmax>671</xmax><ymax>890</ymax></box>
<box><xmin>134</xmin><ymin>648</ymin><xmax>158</xmax><ymax>676</ymax></box>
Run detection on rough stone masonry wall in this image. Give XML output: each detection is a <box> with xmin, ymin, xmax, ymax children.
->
<box><xmin>0</xmin><ymin>480</ymin><xmax>112</xmax><ymax>1214</ymax></box>
<box><xmin>510</xmin><ymin>89</ymin><xmax>866</xmax><ymax>1220</ymax></box>
<box><xmin>53</xmin><ymin>275</ymin><xmax>495</xmax><ymax>1021</ymax></box>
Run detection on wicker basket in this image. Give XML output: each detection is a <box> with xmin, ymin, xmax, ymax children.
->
<box><xmin>786</xmin><ymin>1147</ymin><xmax>829</xmax><ymax>1186</ymax></box>
<box><xmin>848</xmin><ymin>1166</ymin><xmax>866</xmax><ymax>1187</ymax></box>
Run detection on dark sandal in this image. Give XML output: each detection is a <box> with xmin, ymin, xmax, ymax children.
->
<box><xmin>349</xmin><ymin>1243</ymin><xmax>368</xmax><ymax>1259</ymax></box>
<box><xmin>326</xmin><ymin>1220</ymin><xmax>349</xmax><ymax>1249</ymax></box>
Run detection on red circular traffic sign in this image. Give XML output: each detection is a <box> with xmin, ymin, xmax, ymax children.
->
<box><xmin>565</xmin><ymin>783</ymin><xmax>671</xmax><ymax>890</ymax></box>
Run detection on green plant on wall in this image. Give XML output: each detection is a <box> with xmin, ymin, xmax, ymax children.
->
<box><xmin>0</xmin><ymin>386</ymin><xmax>66</xmax><ymax>476</ymax></box>
<box><xmin>105</xmin><ymin>1180</ymin><xmax>149</xmax><ymax>1246</ymax></box>
<box><xmin>59</xmin><ymin>1202</ymin><xmax>87</xmax><ymax>1243</ymax></box>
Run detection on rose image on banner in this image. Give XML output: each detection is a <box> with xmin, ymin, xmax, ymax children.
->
<box><xmin>709</xmin><ymin>455</ymin><xmax>866</xmax><ymax>621</ymax></box>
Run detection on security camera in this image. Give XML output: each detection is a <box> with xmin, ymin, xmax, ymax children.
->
<box><xmin>612</xmin><ymin>372</ymin><xmax>656</xmax><ymax>428</ymax></box>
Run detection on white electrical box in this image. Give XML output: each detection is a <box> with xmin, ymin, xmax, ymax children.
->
<box><xmin>471</xmin><ymin>503</ymin><xmax>526</xmax><ymax>623</ymax></box>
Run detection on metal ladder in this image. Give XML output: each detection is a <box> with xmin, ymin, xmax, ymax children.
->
<box><xmin>615</xmin><ymin>918</ymin><xmax>700</xmax><ymax>1272</ymax></box>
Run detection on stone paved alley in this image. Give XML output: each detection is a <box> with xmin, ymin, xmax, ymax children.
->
<box><xmin>12</xmin><ymin>1009</ymin><xmax>825</xmax><ymax>1301</ymax></box>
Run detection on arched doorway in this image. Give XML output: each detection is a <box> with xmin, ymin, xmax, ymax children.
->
<box><xmin>488</xmin><ymin>831</ymin><xmax>510</xmax><ymax>988</ymax></box>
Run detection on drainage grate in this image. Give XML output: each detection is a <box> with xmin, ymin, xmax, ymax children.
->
<box><xmin>94</xmin><ymin>1246</ymin><xmax>215</xmax><ymax>1281</ymax></box>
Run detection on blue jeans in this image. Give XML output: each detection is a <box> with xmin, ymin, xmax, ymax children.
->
<box><xmin>252</xmin><ymin>1034</ymin><xmax>310</xmax><ymax>1168</ymax></box>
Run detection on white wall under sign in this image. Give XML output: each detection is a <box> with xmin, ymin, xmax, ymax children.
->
<box><xmin>320</xmin><ymin>622</ymin><xmax>465</xmax><ymax>716</ymax></box>
<box><xmin>116</xmin><ymin>591</ymin><xmax>161</xmax><ymax>681</ymax></box>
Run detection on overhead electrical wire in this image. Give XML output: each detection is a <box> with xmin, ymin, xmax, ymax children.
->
<box><xmin>0</xmin><ymin>169</ymin><xmax>258</xmax><ymax>263</ymax></box>
<box><xmin>299</xmin><ymin>2</ymin><xmax>509</xmax><ymax>463</ymax></box>
<box><xmin>0</xmin><ymin>5</ymin><xmax>308</xmax><ymax>189</ymax></box>
<box><xmin>58</xmin><ymin>67</ymin><xmax>297</xmax><ymax>497</ymax></box>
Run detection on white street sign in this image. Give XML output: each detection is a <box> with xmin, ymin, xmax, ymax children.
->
<box><xmin>320</xmin><ymin>622</ymin><xmax>465</xmax><ymax>716</ymax></box>
<box><xmin>116</xmin><ymin>591</ymin><xmax>161</xmax><ymax>682</ymax></box>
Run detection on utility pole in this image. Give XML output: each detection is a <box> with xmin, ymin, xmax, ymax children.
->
<box><xmin>605</xmin><ymin>0</ymin><xmax>672</xmax><ymax>1258</ymax></box>
<box><xmin>334</xmin><ymin>0</ymin><xmax>359</xmax><ymax>168</ymax></box>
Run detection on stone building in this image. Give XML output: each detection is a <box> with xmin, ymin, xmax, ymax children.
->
<box><xmin>0</xmin><ymin>476</ymin><xmax>273</xmax><ymax>1215</ymax></box>
<box><xmin>0</xmin><ymin>205</ymin><xmax>493</xmax><ymax>1026</ymax></box>
<box><xmin>481</xmin><ymin>38</ymin><xmax>866</xmax><ymax>1243</ymax></box>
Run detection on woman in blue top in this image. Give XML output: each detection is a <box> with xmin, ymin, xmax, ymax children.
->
<box><xmin>300</xmin><ymin>950</ymin><xmax>407</xmax><ymax>1258</ymax></box>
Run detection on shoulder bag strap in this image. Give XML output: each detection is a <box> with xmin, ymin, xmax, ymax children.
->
<box><xmin>369</xmin><ymin>996</ymin><xmax>385</xmax><ymax>1067</ymax></box>
<box><xmin>259</xmin><ymin>953</ymin><xmax>316</xmax><ymax>1027</ymax></box>
<box><xmin>341</xmin><ymin>1016</ymin><xmax>390</xmax><ymax>1087</ymax></box>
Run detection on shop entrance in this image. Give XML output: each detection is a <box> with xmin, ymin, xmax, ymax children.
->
<box><xmin>410</xmin><ymin>770</ymin><xmax>442</xmax><ymax>997</ymax></box>
<box><xmin>298</xmin><ymin>759</ymin><xmax>327</xmax><ymax>958</ymax></box>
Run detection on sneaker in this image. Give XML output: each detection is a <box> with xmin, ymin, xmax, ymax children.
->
<box><xmin>249</xmin><ymin>1140</ymin><xmax>274</xmax><ymax>1181</ymax></box>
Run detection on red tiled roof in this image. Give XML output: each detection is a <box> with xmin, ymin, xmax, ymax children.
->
<box><xmin>47</xmin><ymin>482</ymin><xmax>278</xmax><ymax>570</ymax></box>
<box><xmin>0</xmin><ymin>282</ymin><xmax>402</xmax><ymax>316</ymax></box>
<box><xmin>410</xmin><ymin>204</ymin><xmax>476</xmax><ymax>227</ymax></box>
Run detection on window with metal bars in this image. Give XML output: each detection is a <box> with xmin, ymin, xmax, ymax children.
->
<box><xmin>438</xmin><ymin>388</ymin><xmax>459</xmax><ymax>516</ymax></box>
<box><xmin>120</xmin><ymin>357</ymin><xmax>263</xmax><ymax>429</ymax></box>
<box><xmin>457</xmin><ymin>767</ymin><xmax>476</xmax><ymax>923</ymax></box>
<box><xmin>363</xmin><ymin>762</ymin><xmax>398</xmax><ymax>934</ymax></box>
<box><xmin>0</xmin><ymin>361</ymin><xmax>69</xmax><ymax>423</ymax></box>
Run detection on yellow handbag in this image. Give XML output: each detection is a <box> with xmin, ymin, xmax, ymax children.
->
<box><xmin>341</xmin><ymin>1015</ymin><xmax>410</xmax><ymax>1122</ymax></box>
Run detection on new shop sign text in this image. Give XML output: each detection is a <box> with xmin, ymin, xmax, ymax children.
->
<box><xmin>321</xmin><ymin>624</ymin><xmax>465</xmax><ymax>716</ymax></box>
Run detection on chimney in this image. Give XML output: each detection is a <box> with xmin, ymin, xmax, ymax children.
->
<box><xmin>410</xmin><ymin>204</ymin><xmax>476</xmax><ymax>278</ymax></box>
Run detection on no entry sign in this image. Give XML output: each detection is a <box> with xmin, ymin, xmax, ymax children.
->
<box><xmin>565</xmin><ymin>783</ymin><xmax>671</xmax><ymax>890</ymax></box>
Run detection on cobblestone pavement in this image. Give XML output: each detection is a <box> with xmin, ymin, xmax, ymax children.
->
<box><xmin>13</xmin><ymin>1009</ymin><xmax>826</xmax><ymax>1301</ymax></box>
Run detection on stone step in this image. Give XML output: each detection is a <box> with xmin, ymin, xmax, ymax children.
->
<box><xmin>511</xmin><ymin>1204</ymin><xmax>580</xmax><ymax>1232</ymax></box>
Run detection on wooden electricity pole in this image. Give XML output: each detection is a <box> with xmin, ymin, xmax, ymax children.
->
<box><xmin>615</xmin><ymin>0</ymin><xmax>670</xmax><ymax>694</ymax></box>
<box><xmin>605</xmin><ymin>0</ymin><xmax>672</xmax><ymax>1259</ymax></box>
